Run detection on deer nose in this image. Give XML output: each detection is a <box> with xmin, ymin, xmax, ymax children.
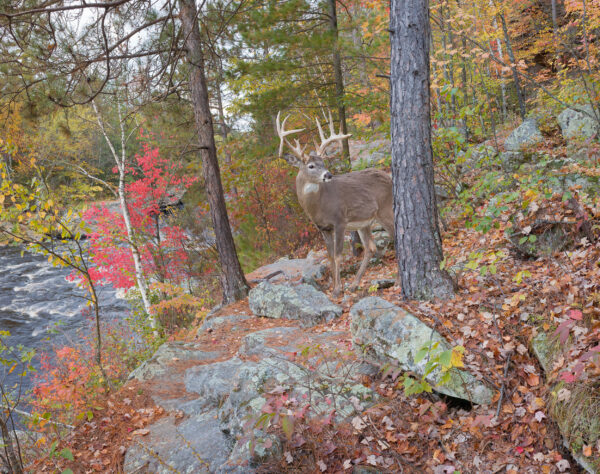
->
<box><xmin>323</xmin><ymin>171</ymin><xmax>333</xmax><ymax>182</ymax></box>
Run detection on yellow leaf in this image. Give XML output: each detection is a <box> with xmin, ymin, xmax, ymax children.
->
<box><xmin>451</xmin><ymin>346</ymin><xmax>465</xmax><ymax>368</ymax></box>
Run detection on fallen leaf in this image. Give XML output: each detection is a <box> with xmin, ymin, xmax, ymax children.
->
<box><xmin>527</xmin><ymin>373</ymin><xmax>540</xmax><ymax>386</ymax></box>
<box><xmin>556</xmin><ymin>388</ymin><xmax>571</xmax><ymax>402</ymax></box>
<box><xmin>352</xmin><ymin>416</ymin><xmax>366</xmax><ymax>431</ymax></box>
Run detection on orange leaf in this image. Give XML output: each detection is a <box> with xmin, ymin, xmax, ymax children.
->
<box><xmin>527</xmin><ymin>373</ymin><xmax>540</xmax><ymax>386</ymax></box>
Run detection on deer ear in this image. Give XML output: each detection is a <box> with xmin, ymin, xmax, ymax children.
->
<box><xmin>281</xmin><ymin>153</ymin><xmax>302</xmax><ymax>168</ymax></box>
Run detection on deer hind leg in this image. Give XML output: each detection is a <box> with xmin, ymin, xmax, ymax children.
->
<box><xmin>377</xmin><ymin>208</ymin><xmax>395</xmax><ymax>250</ymax></box>
<box><xmin>351</xmin><ymin>227</ymin><xmax>377</xmax><ymax>291</ymax></box>
<box><xmin>377</xmin><ymin>209</ymin><xmax>399</xmax><ymax>287</ymax></box>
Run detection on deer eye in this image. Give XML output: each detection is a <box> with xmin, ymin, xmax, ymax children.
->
<box><xmin>308</xmin><ymin>164</ymin><xmax>315</xmax><ymax>169</ymax></box>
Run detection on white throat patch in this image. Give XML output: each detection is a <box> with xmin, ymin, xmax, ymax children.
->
<box><xmin>302</xmin><ymin>183</ymin><xmax>320</xmax><ymax>194</ymax></box>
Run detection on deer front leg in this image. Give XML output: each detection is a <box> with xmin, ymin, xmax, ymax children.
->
<box><xmin>351</xmin><ymin>227</ymin><xmax>376</xmax><ymax>291</ymax></box>
<box><xmin>332</xmin><ymin>225</ymin><xmax>345</xmax><ymax>297</ymax></box>
<box><xmin>320</xmin><ymin>229</ymin><xmax>336</xmax><ymax>293</ymax></box>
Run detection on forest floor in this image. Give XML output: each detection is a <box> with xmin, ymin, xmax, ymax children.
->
<box><xmin>37</xmin><ymin>213</ymin><xmax>596</xmax><ymax>472</ymax></box>
<box><xmin>31</xmin><ymin>140</ymin><xmax>600</xmax><ymax>473</ymax></box>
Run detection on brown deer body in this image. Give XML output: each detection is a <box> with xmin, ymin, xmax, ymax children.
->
<box><xmin>277</xmin><ymin>112</ymin><xmax>394</xmax><ymax>297</ymax></box>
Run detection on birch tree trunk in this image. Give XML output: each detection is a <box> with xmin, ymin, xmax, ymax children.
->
<box><xmin>390</xmin><ymin>0</ymin><xmax>455</xmax><ymax>300</ymax></box>
<box><xmin>179</xmin><ymin>0</ymin><xmax>249</xmax><ymax>304</ymax></box>
<box><xmin>91</xmin><ymin>99</ymin><xmax>157</xmax><ymax>332</ymax></box>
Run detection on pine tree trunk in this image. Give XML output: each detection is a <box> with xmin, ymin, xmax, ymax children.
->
<box><xmin>327</xmin><ymin>0</ymin><xmax>350</xmax><ymax>164</ymax></box>
<box><xmin>179</xmin><ymin>0</ymin><xmax>249</xmax><ymax>304</ymax></box>
<box><xmin>390</xmin><ymin>0</ymin><xmax>455</xmax><ymax>300</ymax></box>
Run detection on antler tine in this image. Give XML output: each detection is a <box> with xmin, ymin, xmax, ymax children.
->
<box><xmin>314</xmin><ymin>110</ymin><xmax>352</xmax><ymax>156</ymax></box>
<box><xmin>276</xmin><ymin>111</ymin><xmax>305</xmax><ymax>159</ymax></box>
<box><xmin>328</xmin><ymin>110</ymin><xmax>336</xmax><ymax>136</ymax></box>
<box><xmin>293</xmin><ymin>138</ymin><xmax>308</xmax><ymax>157</ymax></box>
<box><xmin>315</xmin><ymin>116</ymin><xmax>326</xmax><ymax>146</ymax></box>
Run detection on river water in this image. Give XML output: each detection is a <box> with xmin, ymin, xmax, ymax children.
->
<box><xmin>0</xmin><ymin>245</ymin><xmax>129</xmax><ymax>392</ymax></box>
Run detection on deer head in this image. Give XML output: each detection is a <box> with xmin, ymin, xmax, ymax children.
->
<box><xmin>276</xmin><ymin>111</ymin><xmax>351</xmax><ymax>185</ymax></box>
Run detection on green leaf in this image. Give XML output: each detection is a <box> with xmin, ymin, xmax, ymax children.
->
<box><xmin>439</xmin><ymin>350</ymin><xmax>452</xmax><ymax>368</ymax></box>
<box><xmin>59</xmin><ymin>448</ymin><xmax>74</xmax><ymax>461</ymax></box>
<box><xmin>414</xmin><ymin>346</ymin><xmax>429</xmax><ymax>363</ymax></box>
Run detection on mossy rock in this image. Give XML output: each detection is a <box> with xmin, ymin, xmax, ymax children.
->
<box><xmin>531</xmin><ymin>330</ymin><xmax>600</xmax><ymax>473</ymax></box>
<box><xmin>508</xmin><ymin>222</ymin><xmax>573</xmax><ymax>258</ymax></box>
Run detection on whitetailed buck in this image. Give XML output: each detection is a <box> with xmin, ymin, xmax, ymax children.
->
<box><xmin>277</xmin><ymin>111</ymin><xmax>394</xmax><ymax>297</ymax></box>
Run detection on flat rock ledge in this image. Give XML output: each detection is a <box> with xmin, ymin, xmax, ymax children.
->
<box><xmin>248</xmin><ymin>281</ymin><xmax>342</xmax><ymax>327</ymax></box>
<box><xmin>350</xmin><ymin>296</ymin><xmax>495</xmax><ymax>405</ymax></box>
<box><xmin>123</xmin><ymin>327</ymin><xmax>377</xmax><ymax>473</ymax></box>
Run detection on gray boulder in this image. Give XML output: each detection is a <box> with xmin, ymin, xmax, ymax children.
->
<box><xmin>504</xmin><ymin>118</ymin><xmax>543</xmax><ymax>151</ymax></box>
<box><xmin>350</xmin><ymin>297</ymin><xmax>495</xmax><ymax>405</ymax></box>
<box><xmin>557</xmin><ymin>104</ymin><xmax>600</xmax><ymax>141</ymax></box>
<box><xmin>248</xmin><ymin>281</ymin><xmax>342</xmax><ymax>327</ymax></box>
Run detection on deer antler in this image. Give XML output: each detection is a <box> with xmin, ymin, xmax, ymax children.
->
<box><xmin>276</xmin><ymin>111</ymin><xmax>308</xmax><ymax>161</ymax></box>
<box><xmin>314</xmin><ymin>110</ymin><xmax>351</xmax><ymax>157</ymax></box>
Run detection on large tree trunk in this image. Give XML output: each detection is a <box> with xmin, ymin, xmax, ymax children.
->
<box><xmin>390</xmin><ymin>0</ymin><xmax>455</xmax><ymax>300</ymax></box>
<box><xmin>179</xmin><ymin>0</ymin><xmax>249</xmax><ymax>304</ymax></box>
<box><xmin>327</xmin><ymin>0</ymin><xmax>350</xmax><ymax>164</ymax></box>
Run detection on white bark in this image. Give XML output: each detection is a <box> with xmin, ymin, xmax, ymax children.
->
<box><xmin>91</xmin><ymin>98</ymin><xmax>157</xmax><ymax>332</ymax></box>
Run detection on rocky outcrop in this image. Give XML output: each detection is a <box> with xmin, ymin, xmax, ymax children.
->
<box><xmin>248</xmin><ymin>281</ymin><xmax>342</xmax><ymax>327</ymax></box>
<box><xmin>123</xmin><ymin>324</ymin><xmax>377</xmax><ymax>473</ymax></box>
<box><xmin>350</xmin><ymin>297</ymin><xmax>495</xmax><ymax>405</ymax></box>
<box><xmin>557</xmin><ymin>105</ymin><xmax>600</xmax><ymax>141</ymax></box>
